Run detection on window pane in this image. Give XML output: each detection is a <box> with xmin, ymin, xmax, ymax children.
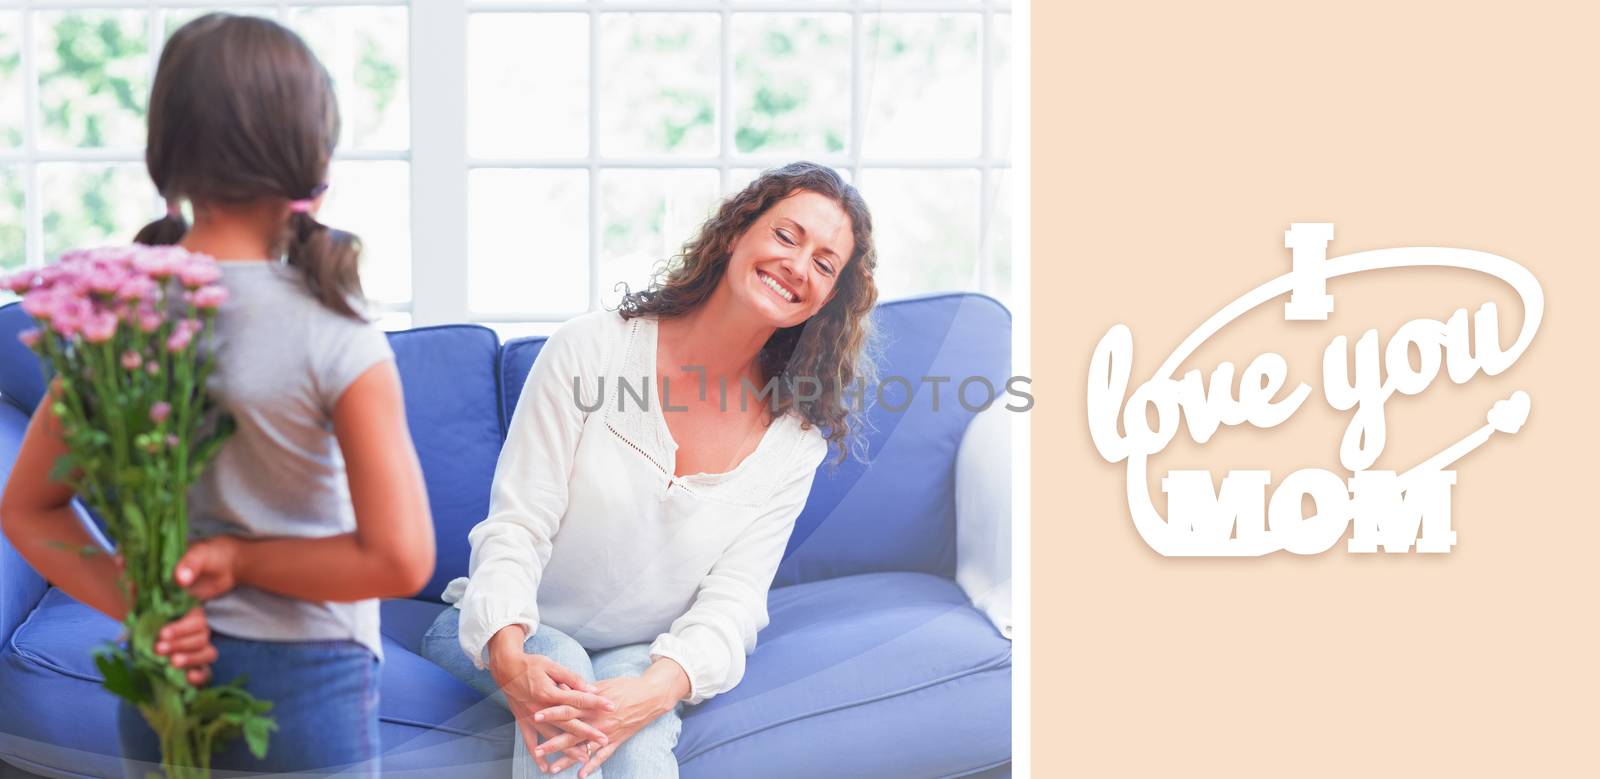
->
<box><xmin>727</xmin><ymin>166</ymin><xmax>851</xmax><ymax>197</ymax></box>
<box><xmin>40</xmin><ymin>163</ymin><xmax>151</xmax><ymax>260</ymax></box>
<box><xmin>599</xmin><ymin>14</ymin><xmax>717</xmax><ymax>157</ymax></box>
<box><xmin>0</xmin><ymin>13</ymin><xmax>21</xmax><ymax>149</ymax></box>
<box><xmin>857</xmin><ymin>169</ymin><xmax>979</xmax><ymax>301</ymax></box>
<box><xmin>862</xmin><ymin>14</ymin><xmax>981</xmax><ymax>159</ymax></box>
<box><xmin>322</xmin><ymin>161</ymin><xmax>410</xmax><ymax>307</ymax></box>
<box><xmin>469</xmin><ymin>14</ymin><xmax>588</xmax><ymax>159</ymax></box>
<box><xmin>291</xmin><ymin>6</ymin><xmax>410</xmax><ymax>151</ymax></box>
<box><xmin>481</xmin><ymin>321</ymin><xmax>561</xmax><ymax>342</ymax></box>
<box><xmin>37</xmin><ymin>11</ymin><xmax>149</xmax><ymax>151</ymax></box>
<box><xmin>0</xmin><ymin>167</ymin><xmax>22</xmax><ymax>270</ymax></box>
<box><xmin>468</xmin><ymin>169</ymin><xmax>588</xmax><ymax>316</ymax></box>
<box><xmin>374</xmin><ymin>310</ymin><xmax>412</xmax><ymax>332</ymax></box>
<box><xmin>983</xmin><ymin>169</ymin><xmax>1011</xmax><ymax>303</ymax></box>
<box><xmin>163</xmin><ymin>8</ymin><xmax>274</xmax><ymax>39</ymax></box>
<box><xmin>993</xmin><ymin>14</ymin><xmax>1011</xmax><ymax>159</ymax></box>
<box><xmin>599</xmin><ymin>168</ymin><xmax>720</xmax><ymax>308</ymax></box>
<box><xmin>732</xmin><ymin>13</ymin><xmax>849</xmax><ymax>156</ymax></box>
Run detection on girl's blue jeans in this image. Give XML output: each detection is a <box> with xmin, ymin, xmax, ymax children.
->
<box><xmin>116</xmin><ymin>633</ymin><xmax>381</xmax><ymax>777</ymax></box>
<box><xmin>421</xmin><ymin>607</ymin><xmax>683</xmax><ymax>779</ymax></box>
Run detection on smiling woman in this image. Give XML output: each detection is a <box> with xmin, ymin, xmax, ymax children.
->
<box><xmin>618</xmin><ymin>161</ymin><xmax>878</xmax><ymax>465</ymax></box>
<box><xmin>421</xmin><ymin>161</ymin><xmax>881</xmax><ymax>778</ymax></box>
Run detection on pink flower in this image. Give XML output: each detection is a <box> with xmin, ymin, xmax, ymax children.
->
<box><xmin>21</xmin><ymin>290</ymin><xmax>56</xmax><ymax>319</ymax></box>
<box><xmin>136</xmin><ymin>258</ymin><xmax>176</xmax><ymax>279</ymax></box>
<box><xmin>149</xmin><ymin>402</ymin><xmax>171</xmax><ymax>424</ymax></box>
<box><xmin>190</xmin><ymin>285</ymin><xmax>229</xmax><ymax>310</ymax></box>
<box><xmin>81</xmin><ymin>311</ymin><xmax>118</xmax><ymax>343</ymax></box>
<box><xmin>56</xmin><ymin>248</ymin><xmax>93</xmax><ymax>266</ymax></box>
<box><xmin>17</xmin><ymin>329</ymin><xmax>41</xmax><ymax>348</ymax></box>
<box><xmin>2</xmin><ymin>271</ymin><xmax>36</xmax><ymax>294</ymax></box>
<box><xmin>133</xmin><ymin>246</ymin><xmax>185</xmax><ymax>279</ymax></box>
<box><xmin>166</xmin><ymin>318</ymin><xmax>205</xmax><ymax>351</ymax></box>
<box><xmin>121</xmin><ymin>351</ymin><xmax>143</xmax><ymax>370</ymax></box>
<box><xmin>165</xmin><ymin>435</ymin><xmax>179</xmax><ymax>448</ymax></box>
<box><xmin>177</xmin><ymin>260</ymin><xmax>222</xmax><ymax>288</ymax></box>
<box><xmin>48</xmin><ymin>299</ymin><xmax>94</xmax><ymax>338</ymax></box>
<box><xmin>137</xmin><ymin>307</ymin><xmax>163</xmax><ymax>334</ymax></box>
<box><xmin>115</xmin><ymin>275</ymin><xmax>158</xmax><ymax>302</ymax></box>
<box><xmin>145</xmin><ymin>362</ymin><xmax>160</xmax><ymax>376</ymax></box>
<box><xmin>85</xmin><ymin>266</ymin><xmax>129</xmax><ymax>295</ymax></box>
<box><xmin>166</xmin><ymin>328</ymin><xmax>194</xmax><ymax>352</ymax></box>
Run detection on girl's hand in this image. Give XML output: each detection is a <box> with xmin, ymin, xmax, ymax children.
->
<box><xmin>174</xmin><ymin>536</ymin><xmax>243</xmax><ymax>600</ymax></box>
<box><xmin>153</xmin><ymin>606</ymin><xmax>216</xmax><ymax>685</ymax></box>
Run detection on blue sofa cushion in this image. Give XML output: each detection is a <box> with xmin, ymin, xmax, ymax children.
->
<box><xmin>0</xmin><ymin>576</ymin><xmax>1009</xmax><ymax>779</ymax></box>
<box><xmin>0</xmin><ymin>303</ymin><xmax>47</xmax><ymax>415</ymax></box>
<box><xmin>0</xmin><ymin>588</ymin><xmax>125</xmax><ymax>779</ymax></box>
<box><xmin>497</xmin><ymin>337</ymin><xmax>548</xmax><ymax>431</ymax></box>
<box><xmin>678</xmin><ymin>571</ymin><xmax>1012</xmax><ymax>779</ymax></box>
<box><xmin>387</xmin><ymin>325</ymin><xmax>505</xmax><ymax>602</ymax></box>
<box><xmin>0</xmin><ymin>589</ymin><xmax>518</xmax><ymax>777</ymax></box>
<box><xmin>0</xmin><ymin>401</ymin><xmax>47</xmax><ymax>648</ymax></box>
<box><xmin>774</xmin><ymin>294</ymin><xmax>1013</xmax><ymax>587</ymax></box>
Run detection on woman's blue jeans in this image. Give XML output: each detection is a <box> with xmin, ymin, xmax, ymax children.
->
<box><xmin>116</xmin><ymin>633</ymin><xmax>381</xmax><ymax>777</ymax></box>
<box><xmin>422</xmin><ymin>607</ymin><xmax>683</xmax><ymax>779</ymax></box>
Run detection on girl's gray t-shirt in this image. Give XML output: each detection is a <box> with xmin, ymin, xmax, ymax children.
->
<box><xmin>188</xmin><ymin>261</ymin><xmax>394</xmax><ymax>659</ymax></box>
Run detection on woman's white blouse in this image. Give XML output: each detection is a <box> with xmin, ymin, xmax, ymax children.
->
<box><xmin>442</xmin><ymin>310</ymin><xmax>829</xmax><ymax>705</ymax></box>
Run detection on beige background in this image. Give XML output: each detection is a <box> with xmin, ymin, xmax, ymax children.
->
<box><xmin>1034</xmin><ymin>1</ymin><xmax>1600</xmax><ymax>775</ymax></box>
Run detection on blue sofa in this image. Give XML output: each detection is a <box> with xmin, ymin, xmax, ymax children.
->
<box><xmin>0</xmin><ymin>293</ymin><xmax>1013</xmax><ymax>779</ymax></box>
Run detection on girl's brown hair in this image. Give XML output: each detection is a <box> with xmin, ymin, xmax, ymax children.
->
<box><xmin>617</xmin><ymin>162</ymin><xmax>879</xmax><ymax>464</ymax></box>
<box><xmin>133</xmin><ymin>13</ymin><xmax>364</xmax><ymax>320</ymax></box>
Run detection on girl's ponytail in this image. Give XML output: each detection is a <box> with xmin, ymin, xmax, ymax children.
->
<box><xmin>133</xmin><ymin>200</ymin><xmax>189</xmax><ymax>246</ymax></box>
<box><xmin>284</xmin><ymin>208</ymin><xmax>364</xmax><ymax>321</ymax></box>
<box><xmin>141</xmin><ymin>14</ymin><xmax>368</xmax><ymax>321</ymax></box>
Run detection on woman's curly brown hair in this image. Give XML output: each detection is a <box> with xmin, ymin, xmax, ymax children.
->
<box><xmin>616</xmin><ymin>161</ymin><xmax>879</xmax><ymax>464</ymax></box>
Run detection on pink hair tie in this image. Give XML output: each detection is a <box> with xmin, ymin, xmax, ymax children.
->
<box><xmin>288</xmin><ymin>183</ymin><xmax>327</xmax><ymax>215</ymax></box>
<box><xmin>165</xmin><ymin>200</ymin><xmax>183</xmax><ymax>218</ymax></box>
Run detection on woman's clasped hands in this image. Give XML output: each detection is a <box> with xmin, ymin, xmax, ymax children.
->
<box><xmin>533</xmin><ymin>671</ymin><xmax>682</xmax><ymax>777</ymax></box>
<box><xmin>487</xmin><ymin>626</ymin><xmax>618</xmax><ymax>775</ymax></box>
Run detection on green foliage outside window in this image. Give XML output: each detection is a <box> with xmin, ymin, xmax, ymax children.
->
<box><xmin>6</xmin><ymin>10</ymin><xmax>1009</xmax><ymax>306</ymax></box>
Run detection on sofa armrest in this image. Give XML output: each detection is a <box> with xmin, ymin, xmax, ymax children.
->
<box><xmin>953</xmin><ymin>403</ymin><xmax>1013</xmax><ymax>640</ymax></box>
<box><xmin>0</xmin><ymin>399</ymin><xmax>49</xmax><ymax>645</ymax></box>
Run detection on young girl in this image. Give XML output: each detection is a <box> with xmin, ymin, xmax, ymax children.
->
<box><xmin>0</xmin><ymin>13</ymin><xmax>433</xmax><ymax>777</ymax></box>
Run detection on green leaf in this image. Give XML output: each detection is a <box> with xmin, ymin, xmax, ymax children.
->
<box><xmin>94</xmin><ymin>651</ymin><xmax>136</xmax><ymax>700</ymax></box>
<box><xmin>188</xmin><ymin>413</ymin><xmax>237</xmax><ymax>471</ymax></box>
<box><xmin>94</xmin><ymin>648</ymin><xmax>151</xmax><ymax>704</ymax></box>
<box><xmin>48</xmin><ymin>454</ymin><xmax>76</xmax><ymax>482</ymax></box>
<box><xmin>122</xmin><ymin>501</ymin><xmax>145</xmax><ymax>534</ymax></box>
<box><xmin>243</xmin><ymin>715</ymin><xmax>275</xmax><ymax>759</ymax></box>
<box><xmin>130</xmin><ymin>608</ymin><xmax>166</xmax><ymax>655</ymax></box>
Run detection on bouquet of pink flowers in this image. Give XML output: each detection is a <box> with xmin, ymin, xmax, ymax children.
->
<box><xmin>3</xmin><ymin>245</ymin><xmax>274</xmax><ymax>779</ymax></box>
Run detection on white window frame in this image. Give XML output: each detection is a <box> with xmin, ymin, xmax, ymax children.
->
<box><xmin>0</xmin><ymin>0</ymin><xmax>413</xmax><ymax>320</ymax></box>
<box><xmin>3</xmin><ymin>0</ymin><xmax>1014</xmax><ymax>328</ymax></box>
